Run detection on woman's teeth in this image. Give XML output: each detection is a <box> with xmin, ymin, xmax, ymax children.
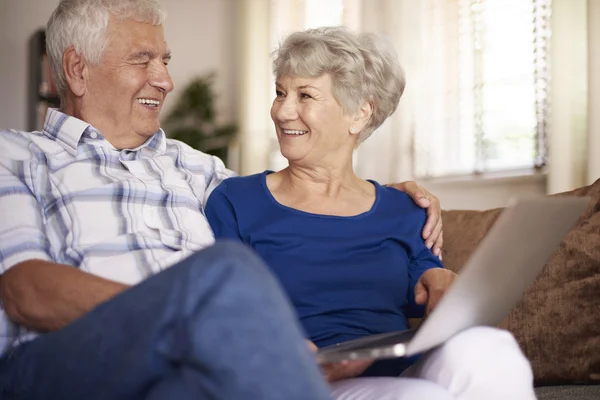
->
<box><xmin>283</xmin><ymin>129</ymin><xmax>307</xmax><ymax>135</ymax></box>
<box><xmin>137</xmin><ymin>98</ymin><xmax>160</xmax><ymax>107</ymax></box>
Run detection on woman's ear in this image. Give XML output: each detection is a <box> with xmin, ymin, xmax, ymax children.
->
<box><xmin>62</xmin><ymin>46</ymin><xmax>87</xmax><ymax>97</ymax></box>
<box><xmin>349</xmin><ymin>101</ymin><xmax>373</xmax><ymax>135</ymax></box>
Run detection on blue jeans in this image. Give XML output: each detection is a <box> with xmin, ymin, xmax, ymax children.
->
<box><xmin>0</xmin><ymin>241</ymin><xmax>331</xmax><ymax>400</ymax></box>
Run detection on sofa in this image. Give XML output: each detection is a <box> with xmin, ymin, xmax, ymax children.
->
<box><xmin>441</xmin><ymin>179</ymin><xmax>600</xmax><ymax>399</ymax></box>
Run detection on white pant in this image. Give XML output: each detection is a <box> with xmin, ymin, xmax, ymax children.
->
<box><xmin>330</xmin><ymin>327</ymin><xmax>537</xmax><ymax>400</ymax></box>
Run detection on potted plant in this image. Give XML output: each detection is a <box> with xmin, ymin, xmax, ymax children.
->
<box><xmin>162</xmin><ymin>73</ymin><xmax>237</xmax><ymax>164</ymax></box>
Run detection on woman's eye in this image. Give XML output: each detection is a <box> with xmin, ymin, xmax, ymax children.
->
<box><xmin>275</xmin><ymin>90</ymin><xmax>285</xmax><ymax>98</ymax></box>
<box><xmin>300</xmin><ymin>93</ymin><xmax>312</xmax><ymax>99</ymax></box>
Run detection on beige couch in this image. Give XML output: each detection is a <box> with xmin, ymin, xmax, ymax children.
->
<box><xmin>441</xmin><ymin>179</ymin><xmax>600</xmax><ymax>399</ymax></box>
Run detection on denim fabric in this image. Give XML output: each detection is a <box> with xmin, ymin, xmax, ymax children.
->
<box><xmin>0</xmin><ymin>241</ymin><xmax>331</xmax><ymax>400</ymax></box>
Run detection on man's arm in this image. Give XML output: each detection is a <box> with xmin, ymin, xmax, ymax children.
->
<box><xmin>0</xmin><ymin>144</ymin><xmax>129</xmax><ymax>332</ymax></box>
<box><xmin>0</xmin><ymin>260</ymin><xmax>129</xmax><ymax>332</ymax></box>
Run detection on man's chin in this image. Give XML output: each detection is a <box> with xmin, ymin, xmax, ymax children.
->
<box><xmin>135</xmin><ymin>123</ymin><xmax>161</xmax><ymax>138</ymax></box>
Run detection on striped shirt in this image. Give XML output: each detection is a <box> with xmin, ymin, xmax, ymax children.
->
<box><xmin>0</xmin><ymin>109</ymin><xmax>235</xmax><ymax>356</ymax></box>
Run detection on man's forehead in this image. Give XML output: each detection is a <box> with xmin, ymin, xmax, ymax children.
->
<box><xmin>105</xmin><ymin>20</ymin><xmax>169</xmax><ymax>54</ymax></box>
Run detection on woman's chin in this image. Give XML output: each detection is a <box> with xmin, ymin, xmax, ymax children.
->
<box><xmin>279</xmin><ymin>149</ymin><xmax>307</xmax><ymax>163</ymax></box>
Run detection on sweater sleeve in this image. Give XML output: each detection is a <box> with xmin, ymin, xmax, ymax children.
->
<box><xmin>204</xmin><ymin>182</ymin><xmax>244</xmax><ymax>242</ymax></box>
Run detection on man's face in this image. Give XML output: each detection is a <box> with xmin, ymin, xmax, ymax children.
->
<box><xmin>83</xmin><ymin>17</ymin><xmax>173</xmax><ymax>148</ymax></box>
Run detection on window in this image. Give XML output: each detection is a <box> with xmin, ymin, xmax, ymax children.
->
<box><xmin>413</xmin><ymin>0</ymin><xmax>552</xmax><ymax>178</ymax></box>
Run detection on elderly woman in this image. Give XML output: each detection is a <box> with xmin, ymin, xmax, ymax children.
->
<box><xmin>205</xmin><ymin>27</ymin><xmax>535</xmax><ymax>400</ymax></box>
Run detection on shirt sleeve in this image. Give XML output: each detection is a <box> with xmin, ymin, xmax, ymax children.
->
<box><xmin>204</xmin><ymin>155</ymin><xmax>237</xmax><ymax>205</ymax></box>
<box><xmin>205</xmin><ymin>182</ymin><xmax>244</xmax><ymax>242</ymax></box>
<box><xmin>405</xmin><ymin>209</ymin><xmax>444</xmax><ymax>318</ymax></box>
<box><xmin>0</xmin><ymin>161</ymin><xmax>52</xmax><ymax>273</ymax></box>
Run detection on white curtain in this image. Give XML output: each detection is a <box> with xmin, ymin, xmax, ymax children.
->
<box><xmin>353</xmin><ymin>0</ymin><xmax>418</xmax><ymax>183</ymax></box>
<box><xmin>587</xmin><ymin>0</ymin><xmax>600</xmax><ymax>185</ymax></box>
<box><xmin>236</xmin><ymin>0</ymin><xmax>596</xmax><ymax>193</ymax></box>
<box><xmin>546</xmin><ymin>0</ymin><xmax>589</xmax><ymax>194</ymax></box>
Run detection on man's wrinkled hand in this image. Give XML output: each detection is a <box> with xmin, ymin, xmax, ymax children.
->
<box><xmin>414</xmin><ymin>268</ymin><xmax>458</xmax><ymax>315</ymax></box>
<box><xmin>387</xmin><ymin>181</ymin><xmax>443</xmax><ymax>259</ymax></box>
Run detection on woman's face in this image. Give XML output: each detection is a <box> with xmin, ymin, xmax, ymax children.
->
<box><xmin>270</xmin><ymin>74</ymin><xmax>358</xmax><ymax>166</ymax></box>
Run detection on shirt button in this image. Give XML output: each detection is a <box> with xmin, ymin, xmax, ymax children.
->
<box><xmin>90</xmin><ymin>131</ymin><xmax>98</xmax><ymax>139</ymax></box>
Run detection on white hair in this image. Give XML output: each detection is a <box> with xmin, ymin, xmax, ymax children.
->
<box><xmin>272</xmin><ymin>26</ymin><xmax>405</xmax><ymax>142</ymax></box>
<box><xmin>46</xmin><ymin>0</ymin><xmax>166</xmax><ymax>97</ymax></box>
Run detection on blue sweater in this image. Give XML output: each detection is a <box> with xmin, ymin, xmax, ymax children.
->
<box><xmin>205</xmin><ymin>171</ymin><xmax>443</xmax><ymax>351</ymax></box>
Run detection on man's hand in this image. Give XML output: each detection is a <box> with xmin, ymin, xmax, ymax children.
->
<box><xmin>387</xmin><ymin>181</ymin><xmax>443</xmax><ymax>259</ymax></box>
<box><xmin>414</xmin><ymin>268</ymin><xmax>458</xmax><ymax>315</ymax></box>
<box><xmin>306</xmin><ymin>340</ymin><xmax>373</xmax><ymax>382</ymax></box>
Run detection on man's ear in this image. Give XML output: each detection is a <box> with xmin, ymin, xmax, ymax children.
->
<box><xmin>349</xmin><ymin>101</ymin><xmax>373</xmax><ymax>135</ymax></box>
<box><xmin>62</xmin><ymin>46</ymin><xmax>87</xmax><ymax>97</ymax></box>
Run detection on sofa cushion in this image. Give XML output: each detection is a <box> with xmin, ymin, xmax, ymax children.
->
<box><xmin>535</xmin><ymin>385</ymin><xmax>600</xmax><ymax>400</ymax></box>
<box><xmin>441</xmin><ymin>178</ymin><xmax>600</xmax><ymax>385</ymax></box>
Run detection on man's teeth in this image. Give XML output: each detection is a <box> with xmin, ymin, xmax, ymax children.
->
<box><xmin>137</xmin><ymin>98</ymin><xmax>160</xmax><ymax>106</ymax></box>
<box><xmin>283</xmin><ymin>129</ymin><xmax>307</xmax><ymax>135</ymax></box>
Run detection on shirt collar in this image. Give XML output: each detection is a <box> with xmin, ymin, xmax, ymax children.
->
<box><xmin>42</xmin><ymin>108</ymin><xmax>167</xmax><ymax>156</ymax></box>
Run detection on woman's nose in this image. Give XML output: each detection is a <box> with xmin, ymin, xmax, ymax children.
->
<box><xmin>276</xmin><ymin>97</ymin><xmax>298</xmax><ymax>121</ymax></box>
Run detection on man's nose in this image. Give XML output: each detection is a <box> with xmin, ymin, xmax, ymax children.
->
<box><xmin>150</xmin><ymin>62</ymin><xmax>174</xmax><ymax>94</ymax></box>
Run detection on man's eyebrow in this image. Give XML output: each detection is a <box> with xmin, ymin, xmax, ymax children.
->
<box><xmin>127</xmin><ymin>50</ymin><xmax>172</xmax><ymax>61</ymax></box>
<box><xmin>128</xmin><ymin>50</ymin><xmax>154</xmax><ymax>60</ymax></box>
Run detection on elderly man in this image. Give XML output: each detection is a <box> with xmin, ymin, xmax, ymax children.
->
<box><xmin>0</xmin><ymin>1</ymin><xmax>444</xmax><ymax>399</ymax></box>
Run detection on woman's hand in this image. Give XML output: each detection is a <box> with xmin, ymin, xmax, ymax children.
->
<box><xmin>306</xmin><ymin>340</ymin><xmax>373</xmax><ymax>382</ymax></box>
<box><xmin>320</xmin><ymin>359</ymin><xmax>373</xmax><ymax>382</ymax></box>
<box><xmin>415</xmin><ymin>268</ymin><xmax>458</xmax><ymax>315</ymax></box>
<box><xmin>387</xmin><ymin>181</ymin><xmax>443</xmax><ymax>259</ymax></box>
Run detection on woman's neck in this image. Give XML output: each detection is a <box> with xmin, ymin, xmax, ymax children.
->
<box><xmin>282</xmin><ymin>163</ymin><xmax>360</xmax><ymax>198</ymax></box>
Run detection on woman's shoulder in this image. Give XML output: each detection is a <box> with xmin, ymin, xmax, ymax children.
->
<box><xmin>373</xmin><ymin>181</ymin><xmax>427</xmax><ymax>220</ymax></box>
<box><xmin>218</xmin><ymin>171</ymin><xmax>269</xmax><ymax>191</ymax></box>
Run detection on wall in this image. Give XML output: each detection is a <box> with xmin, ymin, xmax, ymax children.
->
<box><xmin>0</xmin><ymin>0</ymin><xmax>238</xmax><ymax>132</ymax></box>
<box><xmin>423</xmin><ymin>173</ymin><xmax>547</xmax><ymax>211</ymax></box>
<box><xmin>0</xmin><ymin>0</ymin><xmax>60</xmax><ymax>129</ymax></box>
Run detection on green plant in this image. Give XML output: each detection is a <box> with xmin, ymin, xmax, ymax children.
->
<box><xmin>162</xmin><ymin>74</ymin><xmax>237</xmax><ymax>162</ymax></box>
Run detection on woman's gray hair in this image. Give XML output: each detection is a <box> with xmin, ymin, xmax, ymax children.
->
<box><xmin>272</xmin><ymin>26</ymin><xmax>405</xmax><ymax>142</ymax></box>
<box><xmin>46</xmin><ymin>0</ymin><xmax>166</xmax><ymax>97</ymax></box>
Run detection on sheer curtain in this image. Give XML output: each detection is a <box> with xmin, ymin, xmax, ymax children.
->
<box><xmin>237</xmin><ymin>0</ymin><xmax>591</xmax><ymax>193</ymax></box>
<box><xmin>357</xmin><ymin>0</ymin><xmax>552</xmax><ymax>181</ymax></box>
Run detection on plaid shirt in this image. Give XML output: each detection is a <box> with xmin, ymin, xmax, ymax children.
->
<box><xmin>0</xmin><ymin>109</ymin><xmax>234</xmax><ymax>356</ymax></box>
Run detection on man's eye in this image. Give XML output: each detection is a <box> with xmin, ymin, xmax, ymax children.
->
<box><xmin>300</xmin><ymin>93</ymin><xmax>312</xmax><ymax>99</ymax></box>
<box><xmin>275</xmin><ymin>90</ymin><xmax>285</xmax><ymax>97</ymax></box>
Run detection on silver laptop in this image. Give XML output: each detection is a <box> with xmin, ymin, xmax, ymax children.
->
<box><xmin>316</xmin><ymin>196</ymin><xmax>589</xmax><ymax>364</ymax></box>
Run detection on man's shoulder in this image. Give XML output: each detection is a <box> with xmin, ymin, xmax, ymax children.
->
<box><xmin>0</xmin><ymin>129</ymin><xmax>49</xmax><ymax>161</ymax></box>
<box><xmin>1</xmin><ymin>128</ymin><xmax>41</xmax><ymax>144</ymax></box>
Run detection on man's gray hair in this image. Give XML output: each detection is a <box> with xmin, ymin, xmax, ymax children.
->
<box><xmin>46</xmin><ymin>0</ymin><xmax>166</xmax><ymax>97</ymax></box>
<box><xmin>272</xmin><ymin>26</ymin><xmax>405</xmax><ymax>142</ymax></box>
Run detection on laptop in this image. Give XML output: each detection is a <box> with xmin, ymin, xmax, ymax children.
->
<box><xmin>316</xmin><ymin>196</ymin><xmax>589</xmax><ymax>365</ymax></box>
